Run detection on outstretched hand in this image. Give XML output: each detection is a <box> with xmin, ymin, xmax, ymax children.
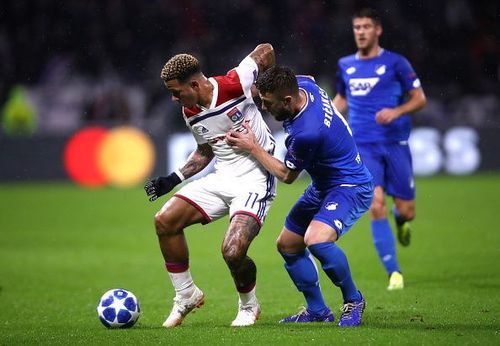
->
<box><xmin>225</xmin><ymin>122</ymin><xmax>258</xmax><ymax>153</ymax></box>
<box><xmin>144</xmin><ymin>172</ymin><xmax>182</xmax><ymax>202</ymax></box>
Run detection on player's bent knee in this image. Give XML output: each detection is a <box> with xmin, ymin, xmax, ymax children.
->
<box><xmin>276</xmin><ymin>238</ymin><xmax>288</xmax><ymax>253</ymax></box>
<box><xmin>304</xmin><ymin>229</ymin><xmax>337</xmax><ymax>246</ymax></box>
<box><xmin>276</xmin><ymin>237</ymin><xmax>306</xmax><ymax>254</ymax></box>
<box><xmin>154</xmin><ymin>211</ymin><xmax>181</xmax><ymax>237</ymax></box>
<box><xmin>369</xmin><ymin>201</ymin><xmax>386</xmax><ymax>219</ymax></box>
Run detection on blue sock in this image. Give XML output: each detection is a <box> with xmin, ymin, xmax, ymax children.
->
<box><xmin>280</xmin><ymin>250</ymin><xmax>329</xmax><ymax>316</ymax></box>
<box><xmin>308</xmin><ymin>242</ymin><xmax>361</xmax><ymax>303</ymax></box>
<box><xmin>371</xmin><ymin>219</ymin><xmax>400</xmax><ymax>275</ymax></box>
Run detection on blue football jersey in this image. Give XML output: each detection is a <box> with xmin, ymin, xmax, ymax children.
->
<box><xmin>283</xmin><ymin>76</ymin><xmax>372</xmax><ymax>191</ymax></box>
<box><xmin>336</xmin><ymin>49</ymin><xmax>421</xmax><ymax>143</ymax></box>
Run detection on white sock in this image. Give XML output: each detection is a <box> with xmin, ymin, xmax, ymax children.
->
<box><xmin>238</xmin><ymin>286</ymin><xmax>258</xmax><ymax>307</ymax></box>
<box><xmin>168</xmin><ymin>270</ymin><xmax>195</xmax><ymax>298</ymax></box>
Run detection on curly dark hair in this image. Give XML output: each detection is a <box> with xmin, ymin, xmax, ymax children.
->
<box><xmin>160</xmin><ymin>54</ymin><xmax>201</xmax><ymax>83</ymax></box>
<box><xmin>255</xmin><ymin>66</ymin><xmax>299</xmax><ymax>96</ymax></box>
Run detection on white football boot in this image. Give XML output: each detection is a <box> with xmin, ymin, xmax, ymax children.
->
<box><xmin>230</xmin><ymin>300</ymin><xmax>261</xmax><ymax>327</ymax></box>
<box><xmin>162</xmin><ymin>286</ymin><xmax>205</xmax><ymax>327</ymax></box>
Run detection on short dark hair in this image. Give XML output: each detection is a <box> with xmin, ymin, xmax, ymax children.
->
<box><xmin>161</xmin><ymin>54</ymin><xmax>201</xmax><ymax>83</ymax></box>
<box><xmin>352</xmin><ymin>8</ymin><xmax>381</xmax><ymax>25</ymax></box>
<box><xmin>255</xmin><ymin>66</ymin><xmax>299</xmax><ymax>96</ymax></box>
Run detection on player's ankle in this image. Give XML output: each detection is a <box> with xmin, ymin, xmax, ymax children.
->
<box><xmin>238</xmin><ymin>285</ymin><xmax>257</xmax><ymax>306</ymax></box>
<box><xmin>176</xmin><ymin>283</ymin><xmax>197</xmax><ymax>299</ymax></box>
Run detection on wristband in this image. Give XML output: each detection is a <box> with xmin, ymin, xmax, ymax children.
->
<box><xmin>173</xmin><ymin>168</ymin><xmax>185</xmax><ymax>182</ymax></box>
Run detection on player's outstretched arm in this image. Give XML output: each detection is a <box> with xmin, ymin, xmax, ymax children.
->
<box><xmin>225</xmin><ymin>123</ymin><xmax>300</xmax><ymax>184</ymax></box>
<box><xmin>144</xmin><ymin>143</ymin><xmax>214</xmax><ymax>201</ymax></box>
<box><xmin>249</xmin><ymin>43</ymin><xmax>275</xmax><ymax>74</ymax></box>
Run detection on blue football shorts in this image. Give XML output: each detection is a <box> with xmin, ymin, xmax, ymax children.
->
<box><xmin>357</xmin><ymin>141</ymin><xmax>415</xmax><ymax>200</ymax></box>
<box><xmin>285</xmin><ymin>181</ymin><xmax>373</xmax><ymax>238</ymax></box>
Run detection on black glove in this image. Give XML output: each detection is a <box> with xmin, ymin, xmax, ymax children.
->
<box><xmin>144</xmin><ymin>172</ymin><xmax>182</xmax><ymax>202</ymax></box>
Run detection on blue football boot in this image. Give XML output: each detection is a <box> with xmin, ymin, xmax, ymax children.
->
<box><xmin>338</xmin><ymin>292</ymin><xmax>366</xmax><ymax>327</ymax></box>
<box><xmin>279</xmin><ymin>307</ymin><xmax>334</xmax><ymax>323</ymax></box>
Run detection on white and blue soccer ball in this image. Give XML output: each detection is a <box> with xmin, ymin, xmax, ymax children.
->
<box><xmin>97</xmin><ymin>288</ymin><xmax>141</xmax><ymax>328</ymax></box>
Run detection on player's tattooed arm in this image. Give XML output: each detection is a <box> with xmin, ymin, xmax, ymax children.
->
<box><xmin>249</xmin><ymin>43</ymin><xmax>275</xmax><ymax>73</ymax></box>
<box><xmin>179</xmin><ymin>143</ymin><xmax>214</xmax><ymax>179</ymax></box>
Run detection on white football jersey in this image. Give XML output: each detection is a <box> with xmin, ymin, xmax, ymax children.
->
<box><xmin>182</xmin><ymin>56</ymin><xmax>275</xmax><ymax>177</ymax></box>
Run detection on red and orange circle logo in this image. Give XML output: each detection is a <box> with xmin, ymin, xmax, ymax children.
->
<box><xmin>64</xmin><ymin>126</ymin><xmax>155</xmax><ymax>187</ymax></box>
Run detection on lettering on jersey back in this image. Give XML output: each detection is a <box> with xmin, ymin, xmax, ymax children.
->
<box><xmin>319</xmin><ymin>87</ymin><xmax>334</xmax><ymax>128</ymax></box>
<box><xmin>349</xmin><ymin>77</ymin><xmax>380</xmax><ymax>96</ymax></box>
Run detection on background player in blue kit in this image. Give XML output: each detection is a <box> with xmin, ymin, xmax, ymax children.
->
<box><xmin>333</xmin><ymin>8</ymin><xmax>427</xmax><ymax>290</ymax></box>
<box><xmin>226</xmin><ymin>66</ymin><xmax>373</xmax><ymax>327</ymax></box>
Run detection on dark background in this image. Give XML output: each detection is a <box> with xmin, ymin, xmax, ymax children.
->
<box><xmin>0</xmin><ymin>0</ymin><xmax>499</xmax><ymax>179</ymax></box>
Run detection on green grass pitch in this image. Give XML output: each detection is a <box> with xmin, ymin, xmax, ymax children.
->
<box><xmin>1</xmin><ymin>175</ymin><xmax>499</xmax><ymax>345</ymax></box>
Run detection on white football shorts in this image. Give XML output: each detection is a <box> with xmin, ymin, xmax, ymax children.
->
<box><xmin>174</xmin><ymin>170</ymin><xmax>276</xmax><ymax>226</ymax></box>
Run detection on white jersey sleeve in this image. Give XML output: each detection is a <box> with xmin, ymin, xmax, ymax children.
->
<box><xmin>234</xmin><ymin>56</ymin><xmax>259</xmax><ymax>98</ymax></box>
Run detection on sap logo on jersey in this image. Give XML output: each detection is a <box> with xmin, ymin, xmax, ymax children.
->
<box><xmin>227</xmin><ymin>107</ymin><xmax>244</xmax><ymax>122</ymax></box>
<box><xmin>325</xmin><ymin>202</ymin><xmax>338</xmax><ymax>211</ymax></box>
<box><xmin>349</xmin><ymin>77</ymin><xmax>379</xmax><ymax>96</ymax></box>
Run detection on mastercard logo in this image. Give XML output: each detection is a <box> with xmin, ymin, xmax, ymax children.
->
<box><xmin>63</xmin><ymin>126</ymin><xmax>155</xmax><ymax>188</ymax></box>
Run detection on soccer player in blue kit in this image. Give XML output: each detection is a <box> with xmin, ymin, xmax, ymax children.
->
<box><xmin>333</xmin><ymin>8</ymin><xmax>427</xmax><ymax>290</ymax></box>
<box><xmin>226</xmin><ymin>66</ymin><xmax>373</xmax><ymax>327</ymax></box>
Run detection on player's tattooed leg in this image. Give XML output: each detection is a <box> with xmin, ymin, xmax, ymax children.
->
<box><xmin>222</xmin><ymin>214</ymin><xmax>261</xmax><ymax>290</ymax></box>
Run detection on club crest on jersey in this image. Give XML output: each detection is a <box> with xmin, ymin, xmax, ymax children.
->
<box><xmin>375</xmin><ymin>64</ymin><xmax>386</xmax><ymax>75</ymax></box>
<box><xmin>349</xmin><ymin>77</ymin><xmax>379</xmax><ymax>96</ymax></box>
<box><xmin>227</xmin><ymin>107</ymin><xmax>243</xmax><ymax>122</ymax></box>
<box><xmin>192</xmin><ymin>124</ymin><xmax>209</xmax><ymax>135</ymax></box>
<box><xmin>325</xmin><ymin>202</ymin><xmax>338</xmax><ymax>211</ymax></box>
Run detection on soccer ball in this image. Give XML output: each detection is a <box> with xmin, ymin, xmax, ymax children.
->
<box><xmin>97</xmin><ymin>288</ymin><xmax>141</xmax><ymax>328</ymax></box>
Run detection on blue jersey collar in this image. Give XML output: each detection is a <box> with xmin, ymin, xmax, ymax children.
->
<box><xmin>291</xmin><ymin>88</ymin><xmax>309</xmax><ymax>121</ymax></box>
<box><xmin>355</xmin><ymin>48</ymin><xmax>385</xmax><ymax>60</ymax></box>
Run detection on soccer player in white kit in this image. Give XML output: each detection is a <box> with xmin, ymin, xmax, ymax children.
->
<box><xmin>144</xmin><ymin>44</ymin><xmax>276</xmax><ymax>327</ymax></box>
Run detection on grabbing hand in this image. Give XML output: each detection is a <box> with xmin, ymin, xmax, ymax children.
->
<box><xmin>225</xmin><ymin>122</ymin><xmax>257</xmax><ymax>153</ymax></box>
<box><xmin>144</xmin><ymin>172</ymin><xmax>182</xmax><ymax>202</ymax></box>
